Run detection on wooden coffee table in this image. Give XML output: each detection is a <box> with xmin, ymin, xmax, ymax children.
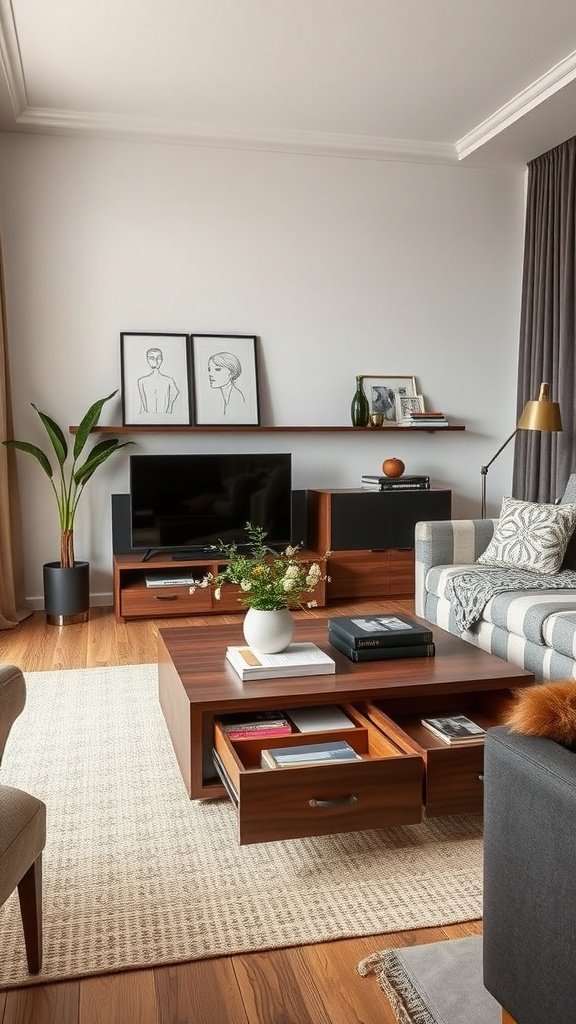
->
<box><xmin>158</xmin><ymin>617</ymin><xmax>533</xmax><ymax>844</ymax></box>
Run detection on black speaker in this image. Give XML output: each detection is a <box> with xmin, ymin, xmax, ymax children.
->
<box><xmin>291</xmin><ymin>489</ymin><xmax>307</xmax><ymax>546</ymax></box>
<box><xmin>327</xmin><ymin>490</ymin><xmax>452</xmax><ymax>549</ymax></box>
<box><xmin>111</xmin><ymin>493</ymin><xmax>132</xmax><ymax>554</ymax></box>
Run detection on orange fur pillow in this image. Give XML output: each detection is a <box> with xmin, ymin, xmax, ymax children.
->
<box><xmin>506</xmin><ymin>681</ymin><xmax>576</xmax><ymax>745</ymax></box>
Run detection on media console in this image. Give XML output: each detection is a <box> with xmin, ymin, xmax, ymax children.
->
<box><xmin>112</xmin><ymin>487</ymin><xmax>452</xmax><ymax>620</ymax></box>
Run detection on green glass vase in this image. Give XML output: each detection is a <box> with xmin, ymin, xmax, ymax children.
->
<box><xmin>351</xmin><ymin>376</ymin><xmax>369</xmax><ymax>427</ymax></box>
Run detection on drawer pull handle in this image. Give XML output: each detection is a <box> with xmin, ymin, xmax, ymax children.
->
<box><xmin>309</xmin><ymin>795</ymin><xmax>358</xmax><ymax>809</ymax></box>
<box><xmin>154</xmin><ymin>594</ymin><xmax>178</xmax><ymax>601</ymax></box>
<box><xmin>478</xmin><ymin>773</ymin><xmax>484</xmax><ymax>782</ymax></box>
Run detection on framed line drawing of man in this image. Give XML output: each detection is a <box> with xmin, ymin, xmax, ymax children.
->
<box><xmin>120</xmin><ymin>333</ymin><xmax>192</xmax><ymax>426</ymax></box>
<box><xmin>191</xmin><ymin>334</ymin><xmax>260</xmax><ymax>426</ymax></box>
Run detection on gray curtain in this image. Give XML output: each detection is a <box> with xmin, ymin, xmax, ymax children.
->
<box><xmin>513</xmin><ymin>135</ymin><xmax>576</xmax><ymax>503</ymax></box>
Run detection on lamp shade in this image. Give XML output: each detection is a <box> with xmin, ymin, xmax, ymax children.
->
<box><xmin>516</xmin><ymin>382</ymin><xmax>562</xmax><ymax>432</ymax></box>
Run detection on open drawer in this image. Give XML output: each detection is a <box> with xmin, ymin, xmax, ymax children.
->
<box><xmin>212</xmin><ymin>704</ymin><xmax>423</xmax><ymax>845</ymax></box>
<box><xmin>361</xmin><ymin>690</ymin><xmax>515</xmax><ymax>817</ymax></box>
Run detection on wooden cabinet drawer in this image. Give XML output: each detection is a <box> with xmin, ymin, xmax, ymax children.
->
<box><xmin>121</xmin><ymin>583</ymin><xmax>212</xmax><ymax>618</ymax></box>
<box><xmin>327</xmin><ymin>550</ymin><xmax>391</xmax><ymax>599</ymax></box>
<box><xmin>389</xmin><ymin>550</ymin><xmax>415</xmax><ymax>596</ymax></box>
<box><xmin>212</xmin><ymin>704</ymin><xmax>423</xmax><ymax>845</ymax></box>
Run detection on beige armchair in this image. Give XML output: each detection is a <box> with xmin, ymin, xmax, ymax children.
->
<box><xmin>0</xmin><ymin>664</ymin><xmax>46</xmax><ymax>973</ymax></box>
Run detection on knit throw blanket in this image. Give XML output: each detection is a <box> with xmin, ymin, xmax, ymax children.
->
<box><xmin>445</xmin><ymin>567</ymin><xmax>576</xmax><ymax>631</ymax></box>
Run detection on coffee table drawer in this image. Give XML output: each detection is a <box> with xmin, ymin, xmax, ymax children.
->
<box><xmin>361</xmin><ymin>693</ymin><xmax>514</xmax><ymax>817</ymax></box>
<box><xmin>213</xmin><ymin>704</ymin><xmax>423</xmax><ymax>845</ymax></box>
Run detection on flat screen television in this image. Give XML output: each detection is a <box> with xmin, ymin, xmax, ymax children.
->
<box><xmin>129</xmin><ymin>453</ymin><xmax>292</xmax><ymax>558</ymax></box>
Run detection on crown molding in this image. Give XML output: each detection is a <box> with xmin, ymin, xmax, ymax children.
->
<box><xmin>13</xmin><ymin>105</ymin><xmax>458</xmax><ymax>164</ymax></box>
<box><xmin>0</xmin><ymin>0</ymin><xmax>26</xmax><ymax>116</ymax></box>
<box><xmin>456</xmin><ymin>49</ymin><xmax>576</xmax><ymax>160</ymax></box>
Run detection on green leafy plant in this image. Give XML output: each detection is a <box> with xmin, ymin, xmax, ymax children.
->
<box><xmin>3</xmin><ymin>390</ymin><xmax>133</xmax><ymax>568</ymax></box>
<box><xmin>198</xmin><ymin>522</ymin><xmax>330</xmax><ymax>610</ymax></box>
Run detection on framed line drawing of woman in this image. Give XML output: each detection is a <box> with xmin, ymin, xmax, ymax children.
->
<box><xmin>191</xmin><ymin>335</ymin><xmax>260</xmax><ymax>426</ymax></box>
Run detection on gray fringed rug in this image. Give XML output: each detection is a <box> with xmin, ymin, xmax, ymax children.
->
<box><xmin>358</xmin><ymin>936</ymin><xmax>499</xmax><ymax>1024</ymax></box>
<box><xmin>0</xmin><ymin>665</ymin><xmax>483</xmax><ymax>989</ymax></box>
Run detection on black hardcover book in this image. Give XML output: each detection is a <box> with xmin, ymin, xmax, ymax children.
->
<box><xmin>362</xmin><ymin>483</ymin><xmax>431</xmax><ymax>491</ymax></box>
<box><xmin>329</xmin><ymin>631</ymin><xmax>435</xmax><ymax>662</ymax></box>
<box><xmin>328</xmin><ymin>614</ymin><xmax>434</xmax><ymax>649</ymax></box>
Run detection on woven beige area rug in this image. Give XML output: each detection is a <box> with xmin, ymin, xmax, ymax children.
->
<box><xmin>0</xmin><ymin>664</ymin><xmax>483</xmax><ymax>989</ymax></box>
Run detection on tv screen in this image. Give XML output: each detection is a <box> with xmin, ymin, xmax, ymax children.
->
<box><xmin>130</xmin><ymin>453</ymin><xmax>292</xmax><ymax>556</ymax></box>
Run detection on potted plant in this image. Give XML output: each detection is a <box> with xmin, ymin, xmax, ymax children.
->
<box><xmin>3</xmin><ymin>390</ymin><xmax>133</xmax><ymax>624</ymax></box>
<box><xmin>197</xmin><ymin>522</ymin><xmax>329</xmax><ymax>653</ymax></box>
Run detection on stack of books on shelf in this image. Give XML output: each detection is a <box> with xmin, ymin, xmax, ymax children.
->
<box><xmin>420</xmin><ymin>714</ymin><xmax>486</xmax><ymax>745</ymax></box>
<box><xmin>261</xmin><ymin>739</ymin><xmax>362</xmax><ymax>769</ymax></box>
<box><xmin>225</xmin><ymin>642</ymin><xmax>336</xmax><ymax>680</ymax></box>
<box><xmin>217</xmin><ymin>711</ymin><xmax>294</xmax><ymax>739</ymax></box>
<box><xmin>328</xmin><ymin>614</ymin><xmax>435</xmax><ymax>662</ymax></box>
<box><xmin>361</xmin><ymin>474</ymin><xmax>430</xmax><ymax>490</ymax></box>
<box><xmin>400</xmin><ymin>411</ymin><xmax>450</xmax><ymax>427</ymax></box>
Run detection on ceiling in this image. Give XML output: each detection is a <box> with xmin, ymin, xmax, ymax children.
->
<box><xmin>1</xmin><ymin>0</ymin><xmax>576</xmax><ymax>166</ymax></box>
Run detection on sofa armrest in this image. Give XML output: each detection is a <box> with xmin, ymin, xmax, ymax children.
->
<box><xmin>483</xmin><ymin>726</ymin><xmax>576</xmax><ymax>1024</ymax></box>
<box><xmin>414</xmin><ymin>518</ymin><xmax>497</xmax><ymax>616</ymax></box>
<box><xmin>0</xmin><ymin>665</ymin><xmax>26</xmax><ymax>765</ymax></box>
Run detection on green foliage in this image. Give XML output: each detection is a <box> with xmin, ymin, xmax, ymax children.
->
<box><xmin>199</xmin><ymin>522</ymin><xmax>329</xmax><ymax>611</ymax></box>
<box><xmin>3</xmin><ymin>390</ymin><xmax>133</xmax><ymax>567</ymax></box>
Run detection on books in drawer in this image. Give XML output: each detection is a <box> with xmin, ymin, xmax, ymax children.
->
<box><xmin>261</xmin><ymin>740</ymin><xmax>362</xmax><ymax>769</ymax></box>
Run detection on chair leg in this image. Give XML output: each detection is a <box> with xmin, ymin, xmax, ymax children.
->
<box><xmin>17</xmin><ymin>854</ymin><xmax>43</xmax><ymax>973</ymax></box>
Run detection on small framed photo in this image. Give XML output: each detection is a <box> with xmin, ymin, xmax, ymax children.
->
<box><xmin>191</xmin><ymin>334</ymin><xmax>260</xmax><ymax>426</ymax></box>
<box><xmin>120</xmin><ymin>332</ymin><xmax>192</xmax><ymax>426</ymax></box>
<box><xmin>361</xmin><ymin>375</ymin><xmax>418</xmax><ymax>423</ymax></box>
<box><xmin>396</xmin><ymin>393</ymin><xmax>425</xmax><ymax>421</ymax></box>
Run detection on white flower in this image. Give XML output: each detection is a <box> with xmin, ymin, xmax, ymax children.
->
<box><xmin>283</xmin><ymin>578</ymin><xmax>295</xmax><ymax>592</ymax></box>
<box><xmin>285</xmin><ymin>564</ymin><xmax>299</xmax><ymax>580</ymax></box>
<box><xmin>284</xmin><ymin>545</ymin><xmax>298</xmax><ymax>558</ymax></box>
<box><xmin>214</xmin><ymin>586</ymin><xmax>221</xmax><ymax>601</ymax></box>
<box><xmin>240</xmin><ymin>580</ymin><xmax>252</xmax><ymax>592</ymax></box>
<box><xmin>306</xmin><ymin>563</ymin><xmax>321</xmax><ymax>586</ymax></box>
<box><xmin>188</xmin><ymin>586</ymin><xmax>196</xmax><ymax>594</ymax></box>
<box><xmin>306</xmin><ymin>600</ymin><xmax>318</xmax><ymax>608</ymax></box>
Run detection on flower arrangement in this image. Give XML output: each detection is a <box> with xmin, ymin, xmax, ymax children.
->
<box><xmin>197</xmin><ymin>522</ymin><xmax>329</xmax><ymax>610</ymax></box>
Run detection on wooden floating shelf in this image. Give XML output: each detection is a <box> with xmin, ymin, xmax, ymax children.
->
<box><xmin>69</xmin><ymin>424</ymin><xmax>466</xmax><ymax>434</ymax></box>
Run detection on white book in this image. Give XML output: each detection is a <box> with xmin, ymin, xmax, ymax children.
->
<box><xmin>285</xmin><ymin>705</ymin><xmax>355</xmax><ymax>732</ymax></box>
<box><xmin>145</xmin><ymin>575</ymin><xmax>199</xmax><ymax>587</ymax></box>
<box><xmin>225</xmin><ymin>642</ymin><xmax>336</xmax><ymax>680</ymax></box>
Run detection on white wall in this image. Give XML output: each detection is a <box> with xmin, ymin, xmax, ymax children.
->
<box><xmin>0</xmin><ymin>133</ymin><xmax>526</xmax><ymax>606</ymax></box>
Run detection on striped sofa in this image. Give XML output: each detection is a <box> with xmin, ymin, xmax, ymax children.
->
<box><xmin>415</xmin><ymin>478</ymin><xmax>576</xmax><ymax>680</ymax></box>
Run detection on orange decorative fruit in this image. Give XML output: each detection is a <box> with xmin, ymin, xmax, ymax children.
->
<box><xmin>382</xmin><ymin>458</ymin><xmax>405</xmax><ymax>478</ymax></box>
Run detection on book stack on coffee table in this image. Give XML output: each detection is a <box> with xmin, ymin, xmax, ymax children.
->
<box><xmin>328</xmin><ymin>614</ymin><xmax>435</xmax><ymax>661</ymax></box>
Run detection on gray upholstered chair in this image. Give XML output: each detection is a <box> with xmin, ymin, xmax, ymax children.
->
<box><xmin>0</xmin><ymin>664</ymin><xmax>46</xmax><ymax>973</ymax></box>
<box><xmin>483</xmin><ymin>726</ymin><xmax>576</xmax><ymax>1024</ymax></box>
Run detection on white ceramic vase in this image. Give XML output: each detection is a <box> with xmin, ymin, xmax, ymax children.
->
<box><xmin>242</xmin><ymin>607</ymin><xmax>295</xmax><ymax>654</ymax></box>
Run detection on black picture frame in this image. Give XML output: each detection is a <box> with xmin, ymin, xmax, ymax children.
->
<box><xmin>120</xmin><ymin>332</ymin><xmax>192</xmax><ymax>426</ymax></box>
<box><xmin>190</xmin><ymin>334</ymin><xmax>260</xmax><ymax>426</ymax></box>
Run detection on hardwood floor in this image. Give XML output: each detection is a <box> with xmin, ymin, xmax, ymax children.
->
<box><xmin>0</xmin><ymin>601</ymin><xmax>483</xmax><ymax>1024</ymax></box>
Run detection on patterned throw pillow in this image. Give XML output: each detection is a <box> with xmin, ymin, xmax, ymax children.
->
<box><xmin>477</xmin><ymin>496</ymin><xmax>576</xmax><ymax>575</ymax></box>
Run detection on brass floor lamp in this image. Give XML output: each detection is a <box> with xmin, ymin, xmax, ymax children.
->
<box><xmin>480</xmin><ymin>382</ymin><xmax>562</xmax><ymax>518</ymax></box>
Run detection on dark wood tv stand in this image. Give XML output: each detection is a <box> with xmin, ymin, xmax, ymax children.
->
<box><xmin>113</xmin><ymin>550</ymin><xmax>327</xmax><ymax>621</ymax></box>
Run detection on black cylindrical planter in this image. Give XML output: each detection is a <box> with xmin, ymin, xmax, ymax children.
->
<box><xmin>43</xmin><ymin>561</ymin><xmax>90</xmax><ymax>625</ymax></box>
